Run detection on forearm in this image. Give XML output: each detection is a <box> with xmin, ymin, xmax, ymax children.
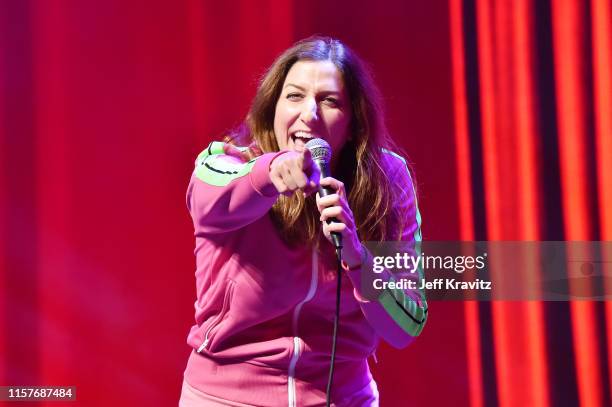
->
<box><xmin>345</xmin><ymin>245</ymin><xmax>428</xmax><ymax>349</ymax></box>
<box><xmin>187</xmin><ymin>142</ymin><xmax>283</xmax><ymax>234</ymax></box>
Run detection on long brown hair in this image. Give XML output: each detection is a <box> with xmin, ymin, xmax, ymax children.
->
<box><xmin>228</xmin><ymin>36</ymin><xmax>413</xmax><ymax>244</ymax></box>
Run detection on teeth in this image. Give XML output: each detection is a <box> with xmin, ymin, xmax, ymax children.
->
<box><xmin>293</xmin><ymin>131</ymin><xmax>314</xmax><ymax>140</ymax></box>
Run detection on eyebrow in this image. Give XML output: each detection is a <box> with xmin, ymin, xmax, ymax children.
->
<box><xmin>284</xmin><ymin>83</ymin><xmax>306</xmax><ymax>91</ymax></box>
<box><xmin>283</xmin><ymin>83</ymin><xmax>342</xmax><ymax>95</ymax></box>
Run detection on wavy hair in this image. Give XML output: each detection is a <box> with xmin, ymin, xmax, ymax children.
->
<box><xmin>227</xmin><ymin>36</ymin><xmax>412</xmax><ymax>244</ymax></box>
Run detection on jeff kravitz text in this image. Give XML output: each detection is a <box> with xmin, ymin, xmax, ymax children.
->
<box><xmin>372</xmin><ymin>278</ymin><xmax>492</xmax><ymax>290</ymax></box>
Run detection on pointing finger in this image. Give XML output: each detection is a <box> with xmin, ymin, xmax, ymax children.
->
<box><xmin>301</xmin><ymin>148</ymin><xmax>315</xmax><ymax>174</ymax></box>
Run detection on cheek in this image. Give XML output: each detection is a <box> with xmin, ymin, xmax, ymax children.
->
<box><xmin>274</xmin><ymin>103</ymin><xmax>294</xmax><ymax>132</ymax></box>
<box><xmin>327</xmin><ymin>113</ymin><xmax>351</xmax><ymax>149</ymax></box>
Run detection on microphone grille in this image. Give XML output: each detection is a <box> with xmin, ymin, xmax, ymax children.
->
<box><xmin>305</xmin><ymin>138</ymin><xmax>332</xmax><ymax>162</ymax></box>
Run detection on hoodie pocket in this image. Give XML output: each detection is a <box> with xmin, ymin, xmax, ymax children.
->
<box><xmin>197</xmin><ymin>280</ymin><xmax>236</xmax><ymax>353</ymax></box>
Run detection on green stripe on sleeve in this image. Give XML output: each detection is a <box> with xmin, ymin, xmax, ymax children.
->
<box><xmin>379</xmin><ymin>148</ymin><xmax>427</xmax><ymax>336</ymax></box>
<box><xmin>378</xmin><ymin>288</ymin><xmax>428</xmax><ymax>337</ymax></box>
<box><xmin>193</xmin><ymin>142</ymin><xmax>258</xmax><ymax>186</ymax></box>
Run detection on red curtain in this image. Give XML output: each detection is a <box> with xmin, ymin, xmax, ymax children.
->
<box><xmin>450</xmin><ymin>0</ymin><xmax>611</xmax><ymax>406</ymax></box>
<box><xmin>1</xmin><ymin>0</ymin><xmax>609</xmax><ymax>406</ymax></box>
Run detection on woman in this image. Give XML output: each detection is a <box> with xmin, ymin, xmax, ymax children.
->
<box><xmin>180</xmin><ymin>36</ymin><xmax>427</xmax><ymax>407</ymax></box>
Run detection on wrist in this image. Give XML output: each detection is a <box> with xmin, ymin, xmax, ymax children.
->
<box><xmin>342</xmin><ymin>242</ymin><xmax>366</xmax><ymax>269</ymax></box>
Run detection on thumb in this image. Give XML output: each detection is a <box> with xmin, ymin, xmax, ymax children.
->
<box><xmin>223</xmin><ymin>144</ymin><xmax>249</xmax><ymax>162</ymax></box>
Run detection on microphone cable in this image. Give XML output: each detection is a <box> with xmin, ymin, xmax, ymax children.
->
<box><xmin>326</xmin><ymin>246</ymin><xmax>343</xmax><ymax>407</ymax></box>
<box><xmin>304</xmin><ymin>137</ymin><xmax>343</xmax><ymax>406</ymax></box>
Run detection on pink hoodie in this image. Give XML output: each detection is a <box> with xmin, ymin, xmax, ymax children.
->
<box><xmin>182</xmin><ymin>142</ymin><xmax>427</xmax><ymax>406</ymax></box>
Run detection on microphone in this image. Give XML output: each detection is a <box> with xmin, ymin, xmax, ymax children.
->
<box><xmin>305</xmin><ymin>138</ymin><xmax>343</xmax><ymax>249</ymax></box>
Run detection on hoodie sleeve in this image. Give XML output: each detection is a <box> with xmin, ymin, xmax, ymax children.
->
<box><xmin>186</xmin><ymin>141</ymin><xmax>284</xmax><ymax>234</ymax></box>
<box><xmin>345</xmin><ymin>151</ymin><xmax>428</xmax><ymax>349</ymax></box>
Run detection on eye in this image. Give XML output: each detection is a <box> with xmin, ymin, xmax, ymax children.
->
<box><xmin>286</xmin><ymin>92</ymin><xmax>303</xmax><ymax>100</ymax></box>
<box><xmin>322</xmin><ymin>97</ymin><xmax>340</xmax><ymax>107</ymax></box>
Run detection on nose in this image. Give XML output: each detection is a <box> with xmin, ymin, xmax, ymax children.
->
<box><xmin>300</xmin><ymin>98</ymin><xmax>319</xmax><ymax>123</ymax></box>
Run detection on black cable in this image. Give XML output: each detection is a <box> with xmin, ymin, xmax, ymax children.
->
<box><xmin>326</xmin><ymin>246</ymin><xmax>343</xmax><ymax>407</ymax></box>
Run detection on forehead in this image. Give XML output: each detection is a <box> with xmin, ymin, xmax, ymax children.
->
<box><xmin>283</xmin><ymin>60</ymin><xmax>345</xmax><ymax>92</ymax></box>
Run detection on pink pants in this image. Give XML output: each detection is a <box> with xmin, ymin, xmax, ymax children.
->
<box><xmin>179</xmin><ymin>379</ymin><xmax>253</xmax><ymax>406</ymax></box>
<box><xmin>178</xmin><ymin>379</ymin><xmax>379</xmax><ymax>407</ymax></box>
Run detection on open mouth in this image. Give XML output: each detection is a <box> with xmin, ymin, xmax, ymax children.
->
<box><xmin>291</xmin><ymin>131</ymin><xmax>315</xmax><ymax>144</ymax></box>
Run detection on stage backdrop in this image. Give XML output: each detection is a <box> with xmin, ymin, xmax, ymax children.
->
<box><xmin>0</xmin><ymin>0</ymin><xmax>610</xmax><ymax>406</ymax></box>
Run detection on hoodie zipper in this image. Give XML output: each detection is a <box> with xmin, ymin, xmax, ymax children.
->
<box><xmin>197</xmin><ymin>281</ymin><xmax>234</xmax><ymax>353</ymax></box>
<box><xmin>288</xmin><ymin>249</ymin><xmax>318</xmax><ymax>407</ymax></box>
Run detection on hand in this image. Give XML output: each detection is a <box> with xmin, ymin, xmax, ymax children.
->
<box><xmin>222</xmin><ymin>143</ymin><xmax>251</xmax><ymax>162</ymax></box>
<box><xmin>316</xmin><ymin>177</ymin><xmax>362</xmax><ymax>267</ymax></box>
<box><xmin>269</xmin><ymin>149</ymin><xmax>320</xmax><ymax>197</ymax></box>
